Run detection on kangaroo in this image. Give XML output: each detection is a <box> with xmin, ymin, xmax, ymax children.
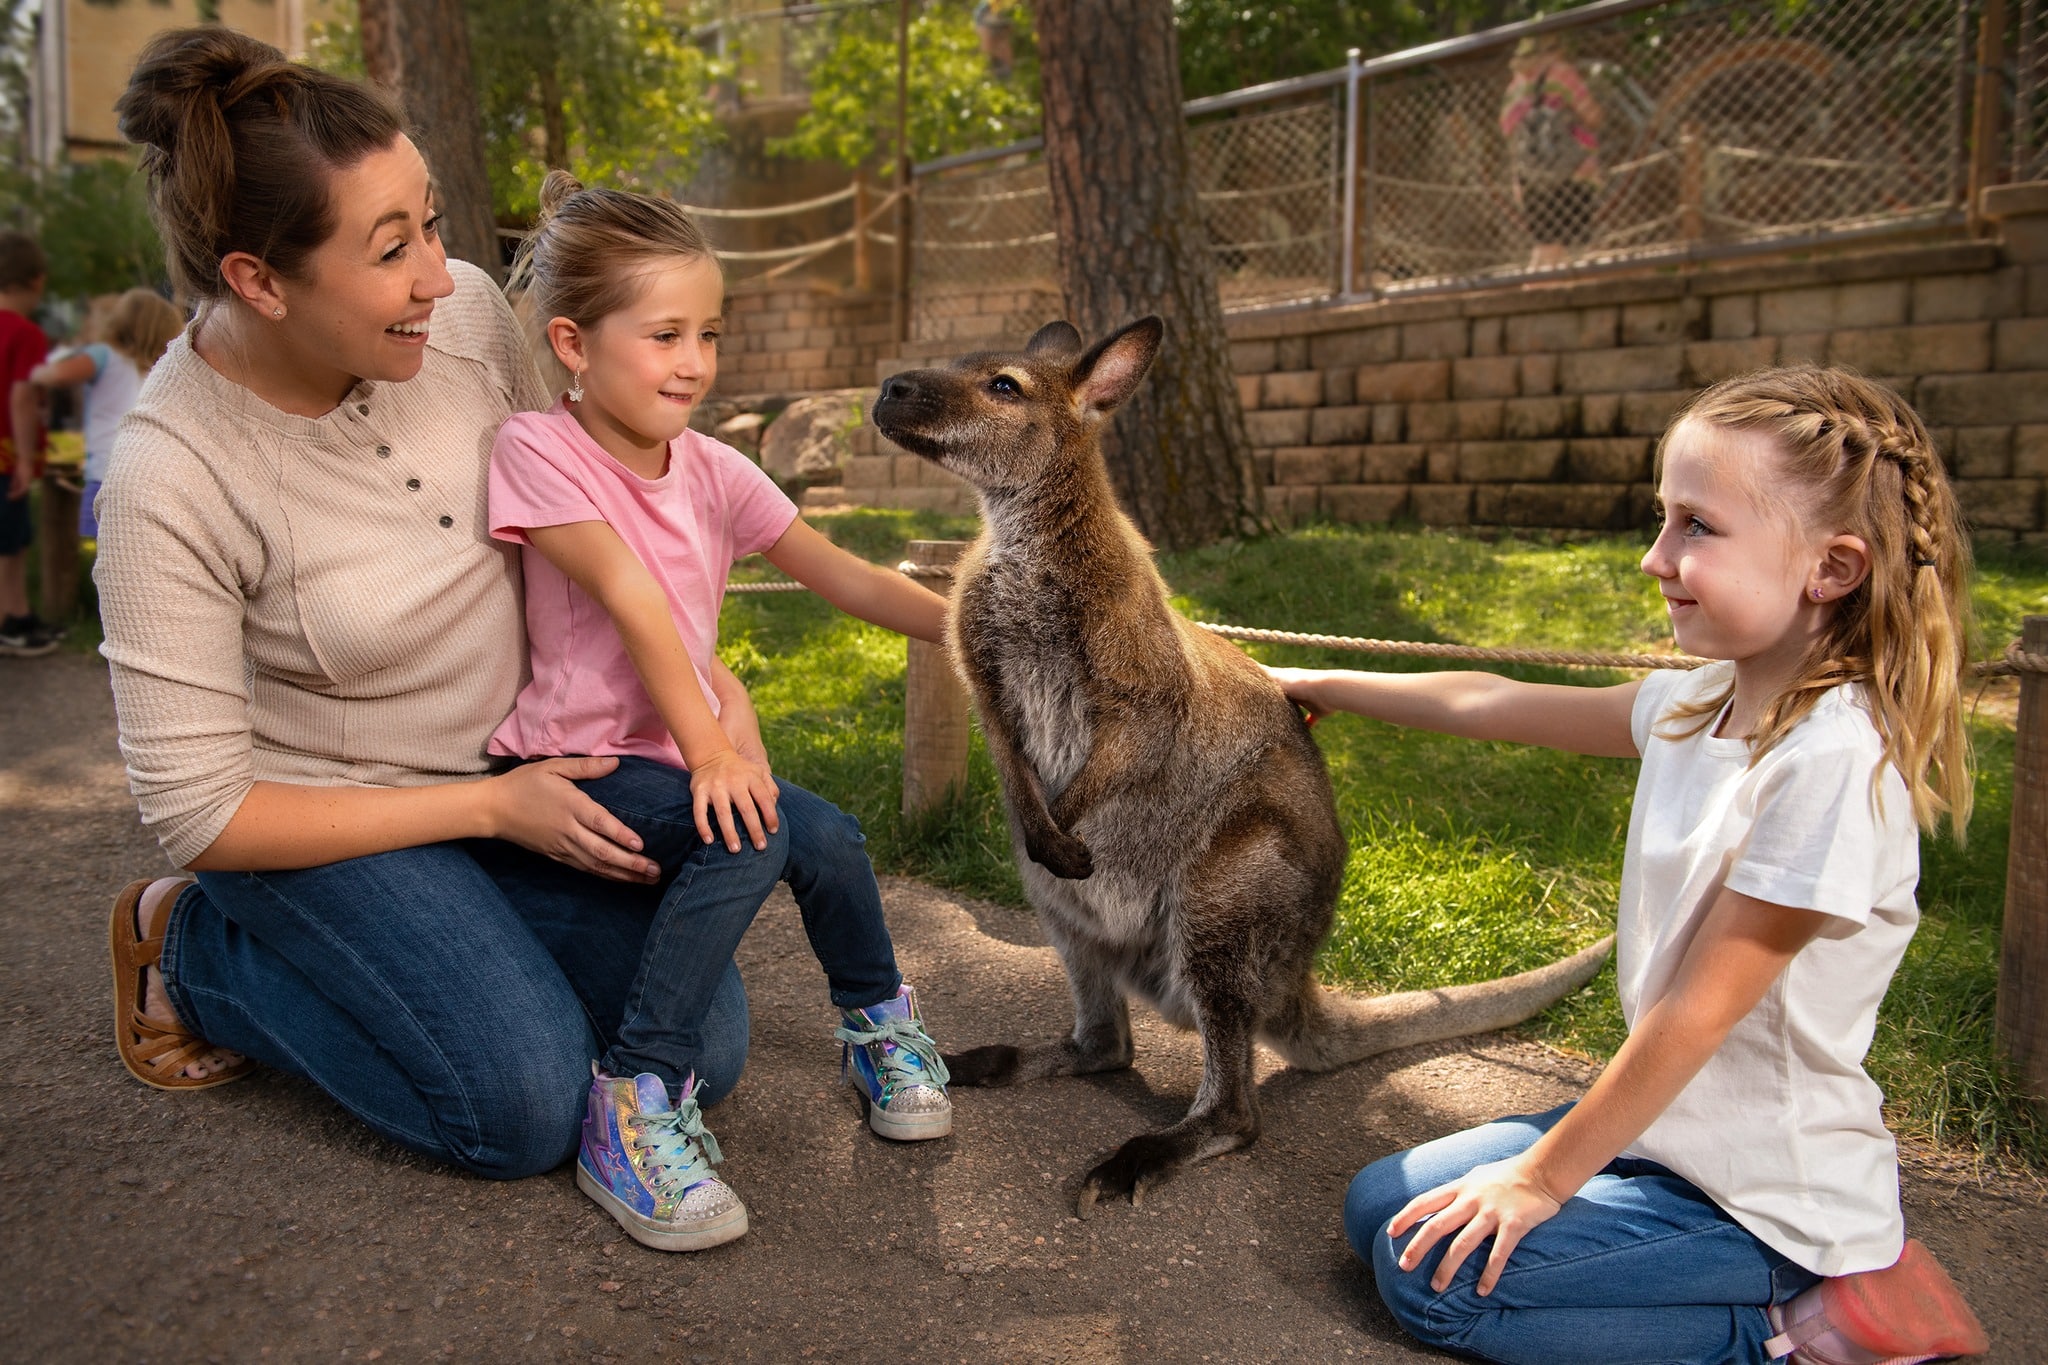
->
<box><xmin>871</xmin><ymin>318</ymin><xmax>1612</xmax><ymax>1213</ymax></box>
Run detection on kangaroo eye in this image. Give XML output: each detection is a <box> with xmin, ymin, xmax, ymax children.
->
<box><xmin>987</xmin><ymin>374</ymin><xmax>1021</xmax><ymax>398</ymax></box>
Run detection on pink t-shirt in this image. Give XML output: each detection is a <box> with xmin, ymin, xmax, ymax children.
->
<box><xmin>486</xmin><ymin>402</ymin><xmax>798</xmax><ymax>767</ymax></box>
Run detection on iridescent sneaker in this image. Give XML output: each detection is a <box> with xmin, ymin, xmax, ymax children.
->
<box><xmin>575</xmin><ymin>1066</ymin><xmax>748</xmax><ymax>1251</ymax></box>
<box><xmin>834</xmin><ymin>983</ymin><xmax>952</xmax><ymax>1141</ymax></box>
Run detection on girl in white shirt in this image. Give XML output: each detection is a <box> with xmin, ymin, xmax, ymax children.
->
<box><xmin>1271</xmin><ymin>367</ymin><xmax>1987</xmax><ymax>1365</ymax></box>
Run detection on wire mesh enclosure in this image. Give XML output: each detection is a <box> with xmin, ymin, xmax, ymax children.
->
<box><xmin>908</xmin><ymin>0</ymin><xmax>1989</xmax><ymax>334</ymax></box>
<box><xmin>2022</xmin><ymin>0</ymin><xmax>2047</xmax><ymax>182</ymax></box>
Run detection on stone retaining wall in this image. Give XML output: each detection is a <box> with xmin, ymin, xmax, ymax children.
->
<box><xmin>719</xmin><ymin>284</ymin><xmax>895</xmax><ymax>397</ymax></box>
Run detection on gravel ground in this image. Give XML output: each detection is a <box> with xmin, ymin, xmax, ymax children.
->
<box><xmin>5</xmin><ymin>649</ymin><xmax>2044</xmax><ymax>1364</ymax></box>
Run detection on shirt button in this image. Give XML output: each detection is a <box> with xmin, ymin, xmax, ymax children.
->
<box><xmin>356</xmin><ymin>403</ymin><xmax>369</xmax><ymax>416</ymax></box>
<box><xmin>376</xmin><ymin>445</ymin><xmax>391</xmax><ymax>459</ymax></box>
<box><xmin>406</xmin><ymin>478</ymin><xmax>421</xmax><ymax>491</ymax></box>
<box><xmin>438</xmin><ymin>515</ymin><xmax>454</xmax><ymax>528</ymax></box>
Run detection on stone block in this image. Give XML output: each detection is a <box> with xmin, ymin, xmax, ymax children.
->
<box><xmin>1310</xmin><ymin>406</ymin><xmax>1372</xmax><ymax>445</ymax></box>
<box><xmin>1236</xmin><ymin>375</ymin><xmax>1262</xmax><ymax>410</ymax></box>
<box><xmin>1953</xmin><ymin>427</ymin><xmax>2011</xmax><ymax>479</ymax></box>
<box><xmin>2016</xmin><ymin>425</ymin><xmax>2048</xmax><ymax>477</ymax></box>
<box><xmin>1476</xmin><ymin>483</ymin><xmax>1633</xmax><ymax>529</ymax></box>
<box><xmin>1520</xmin><ymin>353</ymin><xmax>1560</xmax><ymax>396</ymax></box>
<box><xmin>1568</xmin><ymin>437</ymin><xmax>1653</xmax><ymax>483</ymax></box>
<box><xmin>1407</xmin><ymin>402</ymin><xmax>1455</xmax><ymax>442</ymax></box>
<box><xmin>1402</xmin><ymin>319</ymin><xmax>1471</xmax><ymax>360</ymax></box>
<box><xmin>1458</xmin><ymin>440</ymin><xmax>1566</xmax><ymax>483</ymax></box>
<box><xmin>1323</xmin><ymin>484</ymin><xmax>1411</xmax><ymax>524</ymax></box>
<box><xmin>1267</xmin><ymin>485</ymin><xmax>1322</xmax><ymax>529</ymax></box>
<box><xmin>1276</xmin><ymin>336</ymin><xmax>1311</xmax><ymax>371</ymax></box>
<box><xmin>1471</xmin><ymin>316</ymin><xmax>1505</xmax><ymax>357</ymax></box>
<box><xmin>1231</xmin><ymin>339</ymin><xmax>1279</xmax><ymax>373</ymax></box>
<box><xmin>1622</xmin><ymin>301</ymin><xmax>1689</xmax><ymax>346</ymax></box>
<box><xmin>1911</xmin><ymin>273</ymin><xmax>2003</xmax><ymax>323</ymax></box>
<box><xmin>1956</xmin><ymin>479</ymin><xmax>2041</xmax><ymax>530</ymax></box>
<box><xmin>1757</xmin><ymin>286</ymin><xmax>1837</xmax><ymax>335</ymax></box>
<box><xmin>1245</xmin><ymin>409</ymin><xmax>1311</xmax><ymax>447</ymax></box>
<box><xmin>1917</xmin><ymin>372</ymin><xmax>2048</xmax><ymax>426</ymax></box>
<box><xmin>1456</xmin><ymin>401</ymin><xmax>1505</xmax><ymax>441</ymax></box>
<box><xmin>1263</xmin><ymin>370</ymin><xmax>1324</xmax><ymax>409</ymax></box>
<box><xmin>1580</xmin><ymin>392</ymin><xmax>1621</xmax><ymax>437</ymax></box>
<box><xmin>1558</xmin><ymin>346</ymin><xmax>1684</xmax><ymax>394</ymax></box>
<box><xmin>1504</xmin><ymin>310</ymin><xmax>1585</xmax><ymax>354</ymax></box>
<box><xmin>1826</xmin><ymin>323</ymin><xmax>1991</xmax><ymax>377</ymax></box>
<box><xmin>1622</xmin><ymin>390</ymin><xmax>1690</xmax><ymax>436</ymax></box>
<box><xmin>1324</xmin><ymin>368</ymin><xmax>1357</xmax><ymax>407</ymax></box>
<box><xmin>892</xmin><ymin>454</ymin><xmax>927</xmax><ymax>487</ymax></box>
<box><xmin>846</xmin><ymin>455</ymin><xmax>896</xmax><ymax>487</ymax></box>
<box><xmin>1995</xmin><ymin>319</ymin><xmax>2048</xmax><ymax>371</ymax></box>
<box><xmin>1372</xmin><ymin>404</ymin><xmax>1405</xmax><ymax>444</ymax></box>
<box><xmin>1426</xmin><ymin>445</ymin><xmax>1459</xmax><ymax>482</ymax></box>
<box><xmin>1273</xmin><ymin>447</ymin><xmax>1333</xmax><ymax>485</ymax></box>
<box><xmin>2030</xmin><ymin>265</ymin><xmax>2048</xmax><ymax>317</ymax></box>
<box><xmin>1835</xmin><ymin>280</ymin><xmax>1910</xmax><ymax>328</ymax></box>
<box><xmin>1309</xmin><ymin>327</ymin><xmax>1400</xmax><ymax>369</ymax></box>
<box><xmin>1253</xmin><ymin>452</ymin><xmax>1274</xmax><ymax>485</ymax></box>
<box><xmin>1629</xmin><ymin>481</ymin><xmax>1660</xmax><ymax>528</ymax></box>
<box><xmin>1357</xmin><ymin>360</ymin><xmax>1452</xmax><ymax>403</ymax></box>
<box><xmin>1685</xmin><ymin>337</ymin><xmax>1779</xmax><ymax>386</ymax></box>
<box><xmin>1579</xmin><ymin>307</ymin><xmax>1620</xmax><ymax>349</ymax></box>
<box><xmin>1710</xmin><ymin>294</ymin><xmax>1758</xmax><ymax>340</ymax></box>
<box><xmin>1502</xmin><ymin>396</ymin><xmax>1578</xmax><ymax>439</ymax></box>
<box><xmin>1778</xmin><ymin>331</ymin><xmax>1829</xmax><ymax>366</ymax></box>
<box><xmin>1360</xmin><ymin>445</ymin><xmax>1428</xmax><ymax>482</ymax></box>
<box><xmin>1453</xmin><ymin>356</ymin><xmax>1522</xmax><ymax>400</ymax></box>
<box><xmin>1410</xmin><ymin>484</ymin><xmax>1475</xmax><ymax>524</ymax></box>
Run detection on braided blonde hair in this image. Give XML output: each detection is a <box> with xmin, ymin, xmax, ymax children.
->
<box><xmin>1656</xmin><ymin>366</ymin><xmax>1974</xmax><ymax>838</ymax></box>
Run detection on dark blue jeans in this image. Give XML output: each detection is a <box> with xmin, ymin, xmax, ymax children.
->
<box><xmin>1344</xmin><ymin>1104</ymin><xmax>1820</xmax><ymax>1364</ymax></box>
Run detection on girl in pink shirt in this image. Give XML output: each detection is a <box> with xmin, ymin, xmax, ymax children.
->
<box><xmin>492</xmin><ymin>172</ymin><xmax>954</xmax><ymax>1253</ymax></box>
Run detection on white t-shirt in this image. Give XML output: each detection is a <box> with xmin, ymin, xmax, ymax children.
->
<box><xmin>1617</xmin><ymin>662</ymin><xmax>1918</xmax><ymax>1276</ymax></box>
<box><xmin>77</xmin><ymin>343</ymin><xmax>144</xmax><ymax>484</ymax></box>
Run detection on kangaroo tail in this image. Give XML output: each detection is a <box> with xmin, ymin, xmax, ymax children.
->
<box><xmin>1264</xmin><ymin>934</ymin><xmax>1614</xmax><ymax>1072</ymax></box>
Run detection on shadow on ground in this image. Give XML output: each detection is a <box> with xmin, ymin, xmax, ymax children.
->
<box><xmin>4</xmin><ymin>652</ymin><xmax>2043</xmax><ymax>1363</ymax></box>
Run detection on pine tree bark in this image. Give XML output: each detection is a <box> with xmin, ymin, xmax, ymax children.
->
<box><xmin>358</xmin><ymin>0</ymin><xmax>502</xmax><ymax>280</ymax></box>
<box><xmin>1033</xmin><ymin>0</ymin><xmax>1265</xmax><ymax>549</ymax></box>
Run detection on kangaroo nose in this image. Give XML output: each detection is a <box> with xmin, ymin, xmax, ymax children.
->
<box><xmin>881</xmin><ymin>375</ymin><xmax>915</xmax><ymax>402</ymax></box>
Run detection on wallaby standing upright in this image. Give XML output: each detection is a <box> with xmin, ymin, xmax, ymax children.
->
<box><xmin>872</xmin><ymin>318</ymin><xmax>1612</xmax><ymax>1213</ymax></box>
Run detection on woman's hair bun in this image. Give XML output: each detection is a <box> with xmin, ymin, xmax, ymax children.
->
<box><xmin>536</xmin><ymin>169</ymin><xmax>587</xmax><ymax>225</ymax></box>
<box><xmin>115</xmin><ymin>27</ymin><xmax>294</xmax><ymax>154</ymax></box>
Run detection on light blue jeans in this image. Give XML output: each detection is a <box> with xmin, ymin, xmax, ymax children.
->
<box><xmin>1344</xmin><ymin>1104</ymin><xmax>1820</xmax><ymax>1364</ymax></box>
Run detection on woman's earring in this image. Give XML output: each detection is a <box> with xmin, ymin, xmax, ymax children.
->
<box><xmin>568</xmin><ymin>368</ymin><xmax>584</xmax><ymax>403</ymax></box>
<box><xmin>272</xmin><ymin>306</ymin><xmax>285</xmax><ymax>320</ymax></box>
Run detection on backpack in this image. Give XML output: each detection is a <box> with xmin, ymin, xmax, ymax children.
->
<box><xmin>1511</xmin><ymin>70</ymin><xmax>1587</xmax><ymax>185</ymax></box>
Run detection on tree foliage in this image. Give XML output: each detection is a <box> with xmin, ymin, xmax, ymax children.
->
<box><xmin>771</xmin><ymin>0</ymin><xmax>1042</xmax><ymax>172</ymax></box>
<box><xmin>0</xmin><ymin>158</ymin><xmax>166</xmax><ymax>299</ymax></box>
<box><xmin>311</xmin><ymin>0</ymin><xmax>729</xmax><ymax>221</ymax></box>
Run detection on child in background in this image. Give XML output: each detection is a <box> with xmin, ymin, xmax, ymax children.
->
<box><xmin>1271</xmin><ymin>367</ymin><xmax>1988</xmax><ymax>1365</ymax></box>
<box><xmin>0</xmin><ymin>231</ymin><xmax>54</xmax><ymax>657</ymax></box>
<box><xmin>494</xmin><ymin>171</ymin><xmax>955</xmax><ymax>1253</ymax></box>
<box><xmin>31</xmin><ymin>288</ymin><xmax>185</xmax><ymax>539</ymax></box>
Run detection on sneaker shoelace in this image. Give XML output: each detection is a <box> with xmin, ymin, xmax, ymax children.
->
<box><xmin>835</xmin><ymin>1014</ymin><xmax>952</xmax><ymax>1100</ymax></box>
<box><xmin>628</xmin><ymin>1093</ymin><xmax>723</xmax><ymax>1199</ymax></box>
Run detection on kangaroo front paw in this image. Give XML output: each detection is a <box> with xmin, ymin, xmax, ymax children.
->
<box><xmin>1026</xmin><ymin>830</ymin><xmax>1093</xmax><ymax>880</ymax></box>
<box><xmin>1076</xmin><ymin>1133</ymin><xmax>1184</xmax><ymax>1217</ymax></box>
<box><xmin>942</xmin><ymin>1043</ymin><xmax>1022</xmax><ymax>1087</ymax></box>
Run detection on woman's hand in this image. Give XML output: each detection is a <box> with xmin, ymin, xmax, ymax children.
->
<box><xmin>1386</xmin><ymin>1155</ymin><xmax>1566</xmax><ymax>1296</ymax></box>
<box><xmin>686</xmin><ymin>750</ymin><xmax>780</xmax><ymax>853</ymax></box>
<box><xmin>1262</xmin><ymin>665</ymin><xmax>1332</xmax><ymax>724</ymax></box>
<box><xmin>483</xmin><ymin>757</ymin><xmax>661</xmax><ymax>883</ymax></box>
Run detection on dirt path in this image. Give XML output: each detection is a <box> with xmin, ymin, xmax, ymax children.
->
<box><xmin>4</xmin><ymin>650</ymin><xmax>2044</xmax><ymax>1364</ymax></box>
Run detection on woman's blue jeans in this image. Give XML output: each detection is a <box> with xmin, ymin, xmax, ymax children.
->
<box><xmin>161</xmin><ymin>760</ymin><xmax>898</xmax><ymax>1180</ymax></box>
<box><xmin>1344</xmin><ymin>1104</ymin><xmax>1820</xmax><ymax>1365</ymax></box>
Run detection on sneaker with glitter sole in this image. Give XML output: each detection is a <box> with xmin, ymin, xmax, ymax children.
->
<box><xmin>575</xmin><ymin>1067</ymin><xmax>748</xmax><ymax>1251</ymax></box>
<box><xmin>835</xmin><ymin>983</ymin><xmax>952</xmax><ymax>1141</ymax></box>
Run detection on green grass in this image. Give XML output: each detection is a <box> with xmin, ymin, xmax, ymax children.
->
<box><xmin>727</xmin><ymin>516</ymin><xmax>2048</xmax><ymax>1166</ymax></box>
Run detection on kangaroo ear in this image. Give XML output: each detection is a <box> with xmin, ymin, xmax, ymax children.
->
<box><xmin>1072</xmin><ymin>317</ymin><xmax>1163</xmax><ymax>417</ymax></box>
<box><xmin>1026</xmin><ymin>320</ymin><xmax>1082</xmax><ymax>356</ymax></box>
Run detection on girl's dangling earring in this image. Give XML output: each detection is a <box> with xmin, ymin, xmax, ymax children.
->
<box><xmin>1811</xmin><ymin>588</ymin><xmax>1824</xmax><ymax>602</ymax></box>
<box><xmin>568</xmin><ymin>367</ymin><xmax>584</xmax><ymax>404</ymax></box>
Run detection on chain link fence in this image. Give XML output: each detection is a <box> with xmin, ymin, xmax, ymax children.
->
<box><xmin>909</xmin><ymin>0</ymin><xmax>1992</xmax><ymax>336</ymax></box>
<box><xmin>2022</xmin><ymin>0</ymin><xmax>2047</xmax><ymax>182</ymax></box>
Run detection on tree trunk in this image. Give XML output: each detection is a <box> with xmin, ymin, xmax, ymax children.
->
<box><xmin>359</xmin><ymin>0</ymin><xmax>502</xmax><ymax>280</ymax></box>
<box><xmin>538</xmin><ymin>64</ymin><xmax>570</xmax><ymax>174</ymax></box>
<box><xmin>1033</xmin><ymin>0</ymin><xmax>1265</xmax><ymax>549</ymax></box>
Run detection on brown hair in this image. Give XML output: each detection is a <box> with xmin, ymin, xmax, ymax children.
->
<box><xmin>1656</xmin><ymin>366</ymin><xmax>1974</xmax><ymax>837</ymax></box>
<box><xmin>0</xmin><ymin>231</ymin><xmax>46</xmax><ymax>291</ymax></box>
<box><xmin>114</xmin><ymin>27</ymin><xmax>407</xmax><ymax>303</ymax></box>
<box><xmin>507</xmin><ymin>169</ymin><xmax>717</xmax><ymax>329</ymax></box>
<box><xmin>103</xmin><ymin>289</ymin><xmax>187</xmax><ymax>373</ymax></box>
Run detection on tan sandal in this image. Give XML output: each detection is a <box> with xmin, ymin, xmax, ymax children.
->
<box><xmin>109</xmin><ymin>878</ymin><xmax>255</xmax><ymax>1091</ymax></box>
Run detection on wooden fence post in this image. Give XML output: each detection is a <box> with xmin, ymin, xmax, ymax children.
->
<box><xmin>36</xmin><ymin>470</ymin><xmax>82</xmax><ymax>627</ymax></box>
<box><xmin>1999</xmin><ymin>615</ymin><xmax>2048</xmax><ymax>1113</ymax></box>
<box><xmin>901</xmin><ymin>540</ymin><xmax>970</xmax><ymax>817</ymax></box>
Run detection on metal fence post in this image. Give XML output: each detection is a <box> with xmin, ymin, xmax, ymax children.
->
<box><xmin>1341</xmin><ymin>47</ymin><xmax>1362</xmax><ymax>300</ymax></box>
<box><xmin>1360</xmin><ymin>72</ymin><xmax>1377</xmax><ymax>301</ymax></box>
<box><xmin>1999</xmin><ymin>616</ymin><xmax>2048</xmax><ymax>1115</ymax></box>
<box><xmin>901</xmin><ymin>540</ymin><xmax>971</xmax><ymax>818</ymax></box>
